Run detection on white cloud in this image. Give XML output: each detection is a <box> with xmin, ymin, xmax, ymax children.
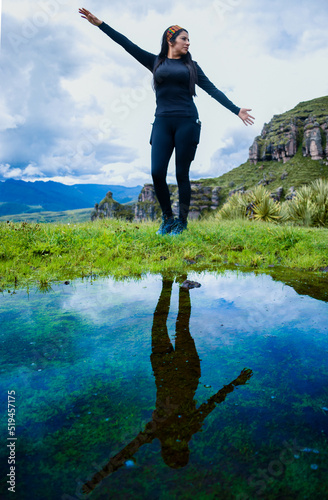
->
<box><xmin>0</xmin><ymin>100</ymin><xmax>25</xmax><ymax>131</ymax></box>
<box><xmin>0</xmin><ymin>163</ymin><xmax>22</xmax><ymax>178</ymax></box>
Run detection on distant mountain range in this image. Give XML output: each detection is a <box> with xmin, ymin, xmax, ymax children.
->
<box><xmin>0</xmin><ymin>180</ymin><xmax>142</xmax><ymax>216</ymax></box>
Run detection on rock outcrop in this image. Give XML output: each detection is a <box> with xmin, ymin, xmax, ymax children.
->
<box><xmin>92</xmin><ymin>183</ymin><xmax>223</xmax><ymax>222</ymax></box>
<box><xmin>303</xmin><ymin>118</ymin><xmax>325</xmax><ymax>160</ymax></box>
<box><xmin>249</xmin><ymin>96</ymin><xmax>328</xmax><ymax>164</ymax></box>
<box><xmin>91</xmin><ymin>191</ymin><xmax>134</xmax><ymax>221</ymax></box>
<box><xmin>134</xmin><ymin>182</ymin><xmax>222</xmax><ymax>221</ymax></box>
<box><xmin>134</xmin><ymin>184</ymin><xmax>162</xmax><ymax>221</ymax></box>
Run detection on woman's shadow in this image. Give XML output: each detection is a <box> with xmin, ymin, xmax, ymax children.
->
<box><xmin>83</xmin><ymin>276</ymin><xmax>252</xmax><ymax>493</ymax></box>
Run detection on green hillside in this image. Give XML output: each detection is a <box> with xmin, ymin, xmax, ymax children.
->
<box><xmin>198</xmin><ymin>95</ymin><xmax>328</xmax><ymax>208</ymax></box>
<box><xmin>0</xmin><ymin>208</ymin><xmax>93</xmax><ymax>223</ymax></box>
<box><xmin>199</xmin><ymin>148</ymin><xmax>328</xmax><ymax>209</ymax></box>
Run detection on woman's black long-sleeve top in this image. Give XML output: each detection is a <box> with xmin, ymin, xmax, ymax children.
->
<box><xmin>99</xmin><ymin>22</ymin><xmax>240</xmax><ymax>119</ymax></box>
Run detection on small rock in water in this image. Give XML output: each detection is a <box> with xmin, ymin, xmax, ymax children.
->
<box><xmin>125</xmin><ymin>460</ymin><xmax>134</xmax><ymax>467</ymax></box>
<box><xmin>181</xmin><ymin>280</ymin><xmax>201</xmax><ymax>289</ymax></box>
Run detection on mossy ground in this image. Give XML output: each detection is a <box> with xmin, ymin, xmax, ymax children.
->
<box><xmin>0</xmin><ymin>217</ymin><xmax>327</xmax><ymax>289</ymax></box>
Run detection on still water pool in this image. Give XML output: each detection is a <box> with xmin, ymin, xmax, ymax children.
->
<box><xmin>0</xmin><ymin>271</ymin><xmax>328</xmax><ymax>500</ymax></box>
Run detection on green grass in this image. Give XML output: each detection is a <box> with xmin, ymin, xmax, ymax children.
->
<box><xmin>0</xmin><ymin>207</ymin><xmax>93</xmax><ymax>223</ymax></box>
<box><xmin>0</xmin><ymin>218</ymin><xmax>327</xmax><ymax>289</ymax></box>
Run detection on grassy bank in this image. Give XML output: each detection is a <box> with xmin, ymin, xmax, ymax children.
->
<box><xmin>0</xmin><ymin>218</ymin><xmax>327</xmax><ymax>289</ymax></box>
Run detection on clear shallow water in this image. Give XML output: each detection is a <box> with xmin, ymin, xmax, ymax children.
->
<box><xmin>0</xmin><ymin>271</ymin><xmax>328</xmax><ymax>500</ymax></box>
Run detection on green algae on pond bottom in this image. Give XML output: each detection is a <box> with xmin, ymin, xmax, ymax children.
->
<box><xmin>0</xmin><ymin>271</ymin><xmax>328</xmax><ymax>500</ymax></box>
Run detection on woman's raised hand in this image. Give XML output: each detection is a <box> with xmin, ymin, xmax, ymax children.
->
<box><xmin>238</xmin><ymin>108</ymin><xmax>255</xmax><ymax>126</ymax></box>
<box><xmin>79</xmin><ymin>8</ymin><xmax>102</xmax><ymax>26</ymax></box>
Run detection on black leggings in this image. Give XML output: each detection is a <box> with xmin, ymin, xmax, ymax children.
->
<box><xmin>150</xmin><ymin>116</ymin><xmax>201</xmax><ymax>221</ymax></box>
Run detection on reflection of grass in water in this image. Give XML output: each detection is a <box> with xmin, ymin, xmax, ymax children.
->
<box><xmin>1</xmin><ymin>218</ymin><xmax>328</xmax><ymax>289</ymax></box>
<box><xmin>36</xmin><ymin>278</ymin><xmax>53</xmax><ymax>293</ymax></box>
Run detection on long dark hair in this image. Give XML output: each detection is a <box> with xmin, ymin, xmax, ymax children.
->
<box><xmin>153</xmin><ymin>27</ymin><xmax>198</xmax><ymax>96</ymax></box>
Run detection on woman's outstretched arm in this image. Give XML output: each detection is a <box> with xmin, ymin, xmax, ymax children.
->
<box><xmin>238</xmin><ymin>108</ymin><xmax>255</xmax><ymax>126</ymax></box>
<box><xmin>79</xmin><ymin>7</ymin><xmax>102</xmax><ymax>26</ymax></box>
<box><xmin>196</xmin><ymin>63</ymin><xmax>255</xmax><ymax>126</ymax></box>
<box><xmin>79</xmin><ymin>8</ymin><xmax>156</xmax><ymax>72</ymax></box>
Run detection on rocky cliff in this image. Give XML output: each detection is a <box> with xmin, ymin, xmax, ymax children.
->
<box><xmin>91</xmin><ymin>191</ymin><xmax>134</xmax><ymax>221</ymax></box>
<box><xmin>91</xmin><ymin>183</ymin><xmax>222</xmax><ymax>222</ymax></box>
<box><xmin>249</xmin><ymin>96</ymin><xmax>328</xmax><ymax>164</ymax></box>
<box><xmin>134</xmin><ymin>182</ymin><xmax>222</xmax><ymax>221</ymax></box>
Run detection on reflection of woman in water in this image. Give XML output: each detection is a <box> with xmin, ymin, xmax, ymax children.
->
<box><xmin>83</xmin><ymin>278</ymin><xmax>252</xmax><ymax>493</ymax></box>
<box><xmin>150</xmin><ymin>277</ymin><xmax>201</xmax><ymax>468</ymax></box>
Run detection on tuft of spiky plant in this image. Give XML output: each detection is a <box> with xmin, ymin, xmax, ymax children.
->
<box><xmin>245</xmin><ymin>185</ymin><xmax>282</xmax><ymax>223</ymax></box>
<box><xmin>252</xmin><ymin>196</ymin><xmax>283</xmax><ymax>223</ymax></box>
<box><xmin>244</xmin><ymin>185</ymin><xmax>269</xmax><ymax>205</ymax></box>
<box><xmin>217</xmin><ymin>192</ymin><xmax>249</xmax><ymax>220</ymax></box>
<box><xmin>311</xmin><ymin>178</ymin><xmax>328</xmax><ymax>226</ymax></box>
<box><xmin>218</xmin><ymin>185</ymin><xmax>283</xmax><ymax>223</ymax></box>
<box><xmin>285</xmin><ymin>178</ymin><xmax>328</xmax><ymax>227</ymax></box>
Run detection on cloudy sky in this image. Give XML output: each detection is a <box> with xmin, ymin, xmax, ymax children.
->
<box><xmin>1</xmin><ymin>0</ymin><xmax>328</xmax><ymax>187</ymax></box>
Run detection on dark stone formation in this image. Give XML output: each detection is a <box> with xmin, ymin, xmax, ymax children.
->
<box><xmin>134</xmin><ymin>182</ymin><xmax>222</xmax><ymax>222</ymax></box>
<box><xmin>249</xmin><ymin>97</ymin><xmax>328</xmax><ymax>165</ymax></box>
<box><xmin>285</xmin><ymin>186</ymin><xmax>297</xmax><ymax>200</ymax></box>
<box><xmin>270</xmin><ymin>186</ymin><xmax>284</xmax><ymax>201</ymax></box>
<box><xmin>229</xmin><ymin>186</ymin><xmax>245</xmax><ymax>197</ymax></box>
<box><xmin>303</xmin><ymin>118</ymin><xmax>324</xmax><ymax>160</ymax></box>
<box><xmin>181</xmin><ymin>280</ymin><xmax>201</xmax><ymax>289</ymax></box>
<box><xmin>91</xmin><ymin>182</ymin><xmax>224</xmax><ymax>222</ymax></box>
<box><xmin>134</xmin><ymin>184</ymin><xmax>162</xmax><ymax>221</ymax></box>
<box><xmin>91</xmin><ymin>191</ymin><xmax>134</xmax><ymax>221</ymax></box>
<box><xmin>258</xmin><ymin>173</ymin><xmax>276</xmax><ymax>186</ymax></box>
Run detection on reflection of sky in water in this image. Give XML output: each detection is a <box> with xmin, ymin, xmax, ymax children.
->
<box><xmin>61</xmin><ymin>271</ymin><xmax>328</xmax><ymax>335</ymax></box>
<box><xmin>58</xmin><ymin>271</ymin><xmax>328</xmax><ymax>392</ymax></box>
<box><xmin>0</xmin><ymin>271</ymin><xmax>328</xmax><ymax>499</ymax></box>
<box><xmin>1</xmin><ymin>271</ymin><xmax>328</xmax><ymax>409</ymax></box>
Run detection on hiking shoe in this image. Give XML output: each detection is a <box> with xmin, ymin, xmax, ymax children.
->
<box><xmin>170</xmin><ymin>218</ymin><xmax>188</xmax><ymax>235</ymax></box>
<box><xmin>156</xmin><ymin>215</ymin><xmax>175</xmax><ymax>235</ymax></box>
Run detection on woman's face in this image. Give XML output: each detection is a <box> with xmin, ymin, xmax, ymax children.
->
<box><xmin>171</xmin><ymin>30</ymin><xmax>190</xmax><ymax>56</ymax></box>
